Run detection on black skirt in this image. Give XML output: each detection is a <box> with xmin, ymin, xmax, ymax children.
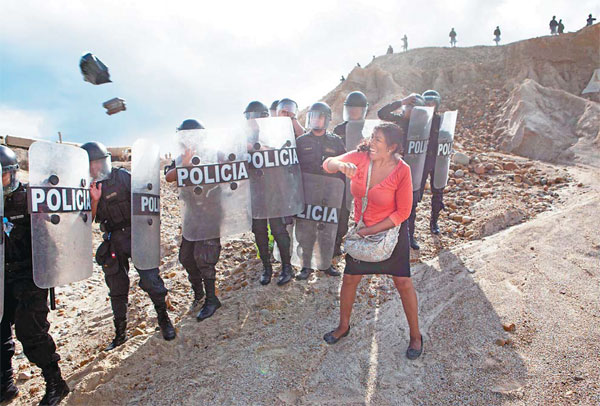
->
<box><xmin>344</xmin><ymin>221</ymin><xmax>410</xmax><ymax>277</ymax></box>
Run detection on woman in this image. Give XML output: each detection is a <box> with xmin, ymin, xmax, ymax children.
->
<box><xmin>321</xmin><ymin>122</ymin><xmax>423</xmax><ymax>360</ymax></box>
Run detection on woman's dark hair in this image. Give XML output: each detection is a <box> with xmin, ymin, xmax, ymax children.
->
<box><xmin>357</xmin><ymin>122</ymin><xmax>404</xmax><ymax>155</ymax></box>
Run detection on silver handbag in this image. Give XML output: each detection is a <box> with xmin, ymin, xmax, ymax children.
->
<box><xmin>344</xmin><ymin>160</ymin><xmax>401</xmax><ymax>263</ymax></box>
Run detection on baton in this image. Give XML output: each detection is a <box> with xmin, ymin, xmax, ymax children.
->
<box><xmin>50</xmin><ymin>288</ymin><xmax>56</xmax><ymax>310</ymax></box>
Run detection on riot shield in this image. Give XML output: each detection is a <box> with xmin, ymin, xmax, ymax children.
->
<box><xmin>247</xmin><ymin>117</ymin><xmax>304</xmax><ymax>219</ymax></box>
<box><xmin>344</xmin><ymin>119</ymin><xmax>380</xmax><ymax>207</ymax></box>
<box><xmin>131</xmin><ymin>139</ymin><xmax>161</xmax><ymax>270</ymax></box>
<box><xmin>433</xmin><ymin>111</ymin><xmax>458</xmax><ymax>189</ymax></box>
<box><xmin>403</xmin><ymin>106</ymin><xmax>434</xmax><ymax>192</ymax></box>
<box><xmin>345</xmin><ymin>119</ymin><xmax>381</xmax><ymax>152</ymax></box>
<box><xmin>28</xmin><ymin>142</ymin><xmax>93</xmax><ymax>288</ymax></box>
<box><xmin>291</xmin><ymin>173</ymin><xmax>345</xmax><ymax>270</ymax></box>
<box><xmin>0</xmin><ymin>163</ymin><xmax>3</xmax><ymax>321</ymax></box>
<box><xmin>175</xmin><ymin>126</ymin><xmax>252</xmax><ymax>241</ymax></box>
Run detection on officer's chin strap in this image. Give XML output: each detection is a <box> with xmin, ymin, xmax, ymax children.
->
<box><xmin>50</xmin><ymin>288</ymin><xmax>56</xmax><ymax>310</ymax></box>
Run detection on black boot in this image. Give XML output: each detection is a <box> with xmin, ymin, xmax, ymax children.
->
<box><xmin>189</xmin><ymin>284</ymin><xmax>205</xmax><ymax>312</ymax></box>
<box><xmin>296</xmin><ymin>268</ymin><xmax>313</xmax><ymax>280</ymax></box>
<box><xmin>104</xmin><ymin>318</ymin><xmax>127</xmax><ymax>351</ymax></box>
<box><xmin>277</xmin><ymin>264</ymin><xmax>293</xmax><ymax>286</ymax></box>
<box><xmin>430</xmin><ymin>200</ymin><xmax>442</xmax><ymax>235</ymax></box>
<box><xmin>1</xmin><ymin>370</ymin><xmax>19</xmax><ymax>403</ymax></box>
<box><xmin>321</xmin><ymin>266</ymin><xmax>341</xmax><ymax>277</ymax></box>
<box><xmin>430</xmin><ymin>217</ymin><xmax>440</xmax><ymax>235</ymax></box>
<box><xmin>410</xmin><ymin>235</ymin><xmax>420</xmax><ymax>250</ymax></box>
<box><xmin>154</xmin><ymin>303</ymin><xmax>176</xmax><ymax>341</ymax></box>
<box><xmin>39</xmin><ymin>362</ymin><xmax>69</xmax><ymax>406</ymax></box>
<box><xmin>197</xmin><ymin>279</ymin><xmax>221</xmax><ymax>321</ymax></box>
<box><xmin>260</xmin><ymin>262</ymin><xmax>273</xmax><ymax>285</ymax></box>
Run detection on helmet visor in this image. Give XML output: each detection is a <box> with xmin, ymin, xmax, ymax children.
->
<box><xmin>245</xmin><ymin>111</ymin><xmax>268</xmax><ymax>120</ymax></box>
<box><xmin>343</xmin><ymin>105</ymin><xmax>367</xmax><ymax>121</ymax></box>
<box><xmin>305</xmin><ymin>111</ymin><xmax>330</xmax><ymax>130</ymax></box>
<box><xmin>90</xmin><ymin>156</ymin><xmax>112</xmax><ymax>181</ymax></box>
<box><xmin>2</xmin><ymin>170</ymin><xmax>19</xmax><ymax>195</ymax></box>
<box><xmin>276</xmin><ymin>101</ymin><xmax>298</xmax><ymax>117</ymax></box>
<box><xmin>423</xmin><ymin>95</ymin><xmax>440</xmax><ymax>108</ymax></box>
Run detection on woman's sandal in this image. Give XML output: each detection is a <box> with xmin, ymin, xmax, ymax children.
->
<box><xmin>323</xmin><ymin>327</ymin><xmax>350</xmax><ymax>345</ymax></box>
<box><xmin>406</xmin><ymin>335</ymin><xmax>423</xmax><ymax>360</ymax></box>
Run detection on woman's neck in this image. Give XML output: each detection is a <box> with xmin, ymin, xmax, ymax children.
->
<box><xmin>372</xmin><ymin>155</ymin><xmax>397</xmax><ymax>169</ymax></box>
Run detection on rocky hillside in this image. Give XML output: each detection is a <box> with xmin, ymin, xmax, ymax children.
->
<box><xmin>322</xmin><ymin>24</ymin><xmax>599</xmax><ymax>165</ymax></box>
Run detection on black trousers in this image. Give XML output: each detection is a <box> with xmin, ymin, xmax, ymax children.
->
<box><xmin>1</xmin><ymin>277</ymin><xmax>60</xmax><ymax>379</ymax></box>
<box><xmin>408</xmin><ymin>157</ymin><xmax>445</xmax><ymax>236</ymax></box>
<box><xmin>252</xmin><ymin>217</ymin><xmax>291</xmax><ymax>265</ymax></box>
<box><xmin>179</xmin><ymin>237</ymin><xmax>221</xmax><ymax>295</ymax></box>
<box><xmin>96</xmin><ymin>229</ymin><xmax>168</xmax><ymax>320</ymax></box>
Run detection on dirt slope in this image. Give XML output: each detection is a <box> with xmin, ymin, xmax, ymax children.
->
<box><xmin>59</xmin><ymin>164</ymin><xmax>599</xmax><ymax>406</ymax></box>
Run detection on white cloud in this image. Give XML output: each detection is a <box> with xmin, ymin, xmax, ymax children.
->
<box><xmin>0</xmin><ymin>106</ymin><xmax>53</xmax><ymax>140</ymax></box>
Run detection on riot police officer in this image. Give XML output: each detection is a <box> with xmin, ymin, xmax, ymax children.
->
<box><xmin>244</xmin><ymin>102</ymin><xmax>295</xmax><ymax>286</ymax></box>
<box><xmin>269</xmin><ymin>100</ymin><xmax>280</xmax><ymax>117</ymax></box>
<box><xmin>276</xmin><ymin>98</ymin><xmax>305</xmax><ymax>138</ymax></box>
<box><xmin>82</xmin><ymin>141</ymin><xmax>175</xmax><ymax>350</ymax></box>
<box><xmin>1</xmin><ymin>146</ymin><xmax>70</xmax><ymax>405</ymax></box>
<box><xmin>333</xmin><ymin>91</ymin><xmax>369</xmax><ymax>144</ymax></box>
<box><xmin>420</xmin><ymin>90</ymin><xmax>446</xmax><ymax>236</ymax></box>
<box><xmin>377</xmin><ymin>93</ymin><xmax>426</xmax><ymax>249</ymax></box>
<box><xmin>377</xmin><ymin>93</ymin><xmax>425</xmax><ymax>151</ymax></box>
<box><xmin>164</xmin><ymin>119</ymin><xmax>223</xmax><ymax>320</ymax></box>
<box><xmin>295</xmin><ymin>102</ymin><xmax>347</xmax><ymax>279</ymax></box>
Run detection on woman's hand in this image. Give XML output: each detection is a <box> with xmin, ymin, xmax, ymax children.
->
<box><xmin>357</xmin><ymin>227</ymin><xmax>372</xmax><ymax>237</ymax></box>
<box><xmin>338</xmin><ymin>162</ymin><xmax>357</xmax><ymax>178</ymax></box>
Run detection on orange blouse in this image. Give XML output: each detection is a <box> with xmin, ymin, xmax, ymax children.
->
<box><xmin>323</xmin><ymin>151</ymin><xmax>413</xmax><ymax>227</ymax></box>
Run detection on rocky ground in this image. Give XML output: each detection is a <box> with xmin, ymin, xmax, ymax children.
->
<box><xmin>9</xmin><ymin>158</ymin><xmax>596</xmax><ymax>406</ymax></box>
<box><xmin>5</xmin><ymin>25</ymin><xmax>599</xmax><ymax>406</ymax></box>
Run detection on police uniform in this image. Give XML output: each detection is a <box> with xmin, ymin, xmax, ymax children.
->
<box><xmin>95</xmin><ymin>168</ymin><xmax>168</xmax><ymax>322</ymax></box>
<box><xmin>377</xmin><ymin>102</ymin><xmax>429</xmax><ymax>244</ymax></box>
<box><xmin>252</xmin><ymin>218</ymin><xmax>292</xmax><ymax>270</ymax></box>
<box><xmin>1</xmin><ymin>183</ymin><xmax>69</xmax><ymax>403</ymax></box>
<box><xmin>245</xmin><ymin>125</ymin><xmax>294</xmax><ymax>285</ymax></box>
<box><xmin>419</xmin><ymin>113</ymin><xmax>445</xmax><ymax>222</ymax></box>
<box><xmin>296</xmin><ymin>131</ymin><xmax>349</xmax><ymax>257</ymax></box>
<box><xmin>378</xmin><ymin>102</ymin><xmax>445</xmax><ymax>242</ymax></box>
<box><xmin>333</xmin><ymin>121</ymin><xmax>348</xmax><ymax>144</ymax></box>
<box><xmin>163</xmin><ymin>160</ymin><xmax>222</xmax><ymax>316</ymax></box>
<box><xmin>377</xmin><ymin>101</ymin><xmax>409</xmax><ymax>152</ymax></box>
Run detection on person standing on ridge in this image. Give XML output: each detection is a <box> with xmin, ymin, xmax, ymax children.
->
<box><xmin>549</xmin><ymin>16</ymin><xmax>558</xmax><ymax>35</ymax></box>
<box><xmin>493</xmin><ymin>26</ymin><xmax>501</xmax><ymax>45</ymax></box>
<box><xmin>449</xmin><ymin>28</ymin><xmax>457</xmax><ymax>47</ymax></box>
<box><xmin>402</xmin><ymin>35</ymin><xmax>408</xmax><ymax>52</ymax></box>
<box><xmin>587</xmin><ymin>14</ymin><xmax>596</xmax><ymax>26</ymax></box>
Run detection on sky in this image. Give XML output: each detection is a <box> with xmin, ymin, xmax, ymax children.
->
<box><xmin>0</xmin><ymin>0</ymin><xmax>597</xmax><ymax>151</ymax></box>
